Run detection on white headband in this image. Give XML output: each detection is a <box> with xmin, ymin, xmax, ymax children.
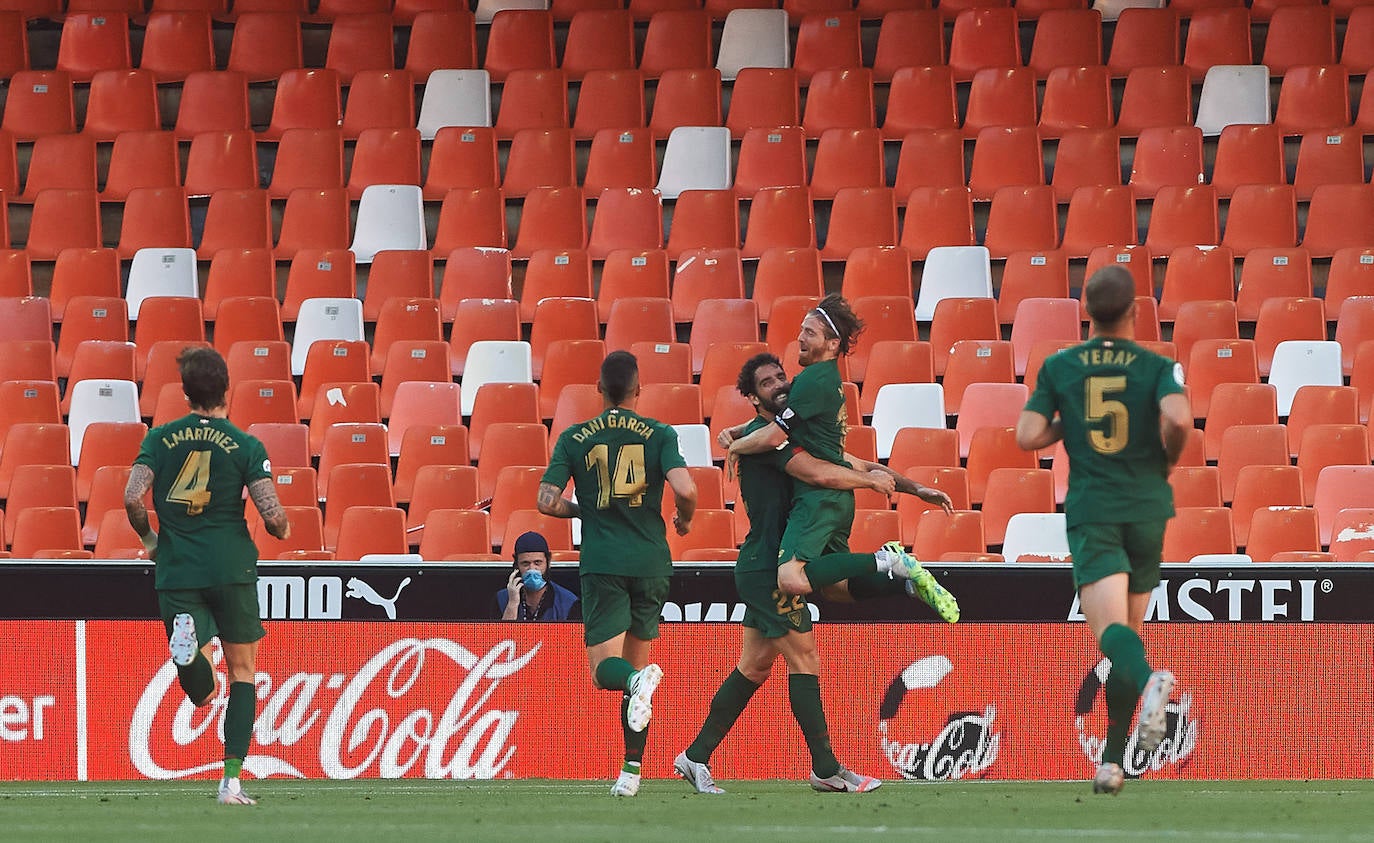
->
<box><xmin>813</xmin><ymin>306</ymin><xmax>839</xmax><ymax>338</ymax></box>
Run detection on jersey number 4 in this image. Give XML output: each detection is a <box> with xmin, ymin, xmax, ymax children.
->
<box><xmin>167</xmin><ymin>450</ymin><xmax>212</xmax><ymax>515</ymax></box>
<box><xmin>585</xmin><ymin>443</ymin><xmax>647</xmax><ymax>508</ymax></box>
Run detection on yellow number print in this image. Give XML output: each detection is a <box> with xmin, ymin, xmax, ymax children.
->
<box><xmin>167</xmin><ymin>450</ymin><xmax>212</xmax><ymax>515</ymax></box>
<box><xmin>1086</xmin><ymin>375</ymin><xmax>1129</xmax><ymax>454</ymax></box>
<box><xmin>584</xmin><ymin>443</ymin><xmax>648</xmax><ymax>508</ymax></box>
<box><xmin>773</xmin><ymin>589</ymin><xmax>805</xmax><ymax>616</ymax></box>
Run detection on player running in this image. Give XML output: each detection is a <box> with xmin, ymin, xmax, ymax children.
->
<box><xmin>124</xmin><ymin>347</ymin><xmax>291</xmax><ymax>806</ymax></box>
<box><xmin>1016</xmin><ymin>266</ymin><xmax>1191</xmax><ymax>795</ymax></box>
<box><xmin>537</xmin><ymin>351</ymin><xmax>697</xmax><ymax>797</ymax></box>
<box><xmin>722</xmin><ymin>293</ymin><xmax>959</xmax><ymax>618</ymax></box>
<box><xmin>677</xmin><ymin>352</ymin><xmax>954</xmax><ymax>795</ymax></box>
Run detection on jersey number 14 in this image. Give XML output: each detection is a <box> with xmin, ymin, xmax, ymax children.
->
<box><xmin>585</xmin><ymin>443</ymin><xmax>647</xmax><ymax>508</ymax></box>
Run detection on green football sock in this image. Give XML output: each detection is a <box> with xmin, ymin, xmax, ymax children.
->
<box><xmin>595</xmin><ymin>657</ymin><xmax>636</xmax><ymax>692</ymax></box>
<box><xmin>1098</xmin><ymin>623</ymin><xmax>1153</xmax><ymax>694</ymax></box>
<box><xmin>797</xmin><ymin>552</ymin><xmax>880</xmax><ymax>589</ymax></box>
<box><xmin>175</xmin><ymin>650</ymin><xmax>216</xmax><ymax>705</ymax></box>
<box><xmin>223</xmin><ymin>757</ymin><xmax>243</xmax><ymax>779</ymax></box>
<box><xmin>788</xmin><ymin>673</ymin><xmax>840</xmax><ymax>779</ymax></box>
<box><xmin>1101</xmin><ymin>666</ymin><xmax>1137</xmax><ymax>767</ymax></box>
<box><xmin>845</xmin><ymin>572</ymin><xmax>907</xmax><ymax>600</ymax></box>
<box><xmin>621</xmin><ymin>693</ymin><xmax>648</xmax><ymax>764</ymax></box>
<box><xmin>686</xmin><ymin>669</ymin><xmax>762</xmax><ymax>764</ymax></box>
<box><xmin>223</xmin><ymin>681</ymin><xmax>257</xmax><ymax>761</ymax></box>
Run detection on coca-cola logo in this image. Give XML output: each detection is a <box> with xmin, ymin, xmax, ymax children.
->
<box><xmin>129</xmin><ymin>637</ymin><xmax>540</xmax><ymax>780</ymax></box>
<box><xmin>1073</xmin><ymin>658</ymin><xmax>1198</xmax><ymax>777</ymax></box>
<box><xmin>877</xmin><ymin>655</ymin><xmax>999</xmax><ymax>780</ymax></box>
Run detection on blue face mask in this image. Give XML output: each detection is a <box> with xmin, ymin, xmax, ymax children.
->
<box><xmin>521</xmin><ymin>570</ymin><xmax>547</xmax><ymax>591</ymax></box>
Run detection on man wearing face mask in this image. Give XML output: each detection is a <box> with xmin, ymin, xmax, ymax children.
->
<box><xmin>497</xmin><ymin>531</ymin><xmax>581</xmax><ymax>621</ymax></box>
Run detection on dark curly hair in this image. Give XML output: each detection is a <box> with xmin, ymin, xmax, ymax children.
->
<box><xmin>736</xmin><ymin>352</ymin><xmax>784</xmax><ymax>398</ymax></box>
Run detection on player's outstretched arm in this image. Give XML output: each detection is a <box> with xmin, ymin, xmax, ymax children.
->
<box><xmin>1015</xmin><ymin>409</ymin><xmax>1063</xmax><ymax>452</ymax></box>
<box><xmin>665</xmin><ymin>466</ymin><xmax>697</xmax><ymax>535</ymax></box>
<box><xmin>124</xmin><ymin>464</ymin><xmax>158</xmax><ymax>555</ymax></box>
<box><xmin>1159</xmin><ymin>393</ymin><xmax>1194</xmax><ymax>471</ymax></box>
<box><xmin>536</xmin><ymin>482</ymin><xmax>581</xmax><ymax>519</ymax></box>
<box><xmin>787</xmin><ymin>452</ymin><xmax>894</xmax><ymax>495</ymax></box>
<box><xmin>841</xmin><ymin>453</ymin><xmax>953</xmax><ymax>513</ymax></box>
<box><xmin>247</xmin><ymin>477</ymin><xmax>291</xmax><ymax>540</ymax></box>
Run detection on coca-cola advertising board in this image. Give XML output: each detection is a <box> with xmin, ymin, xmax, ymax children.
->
<box><xmin>5</xmin><ymin>621</ymin><xmax>1371</xmax><ymax>781</ymax></box>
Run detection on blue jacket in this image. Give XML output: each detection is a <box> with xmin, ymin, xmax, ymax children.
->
<box><xmin>495</xmin><ymin>580</ymin><xmax>581</xmax><ymax>620</ymax></box>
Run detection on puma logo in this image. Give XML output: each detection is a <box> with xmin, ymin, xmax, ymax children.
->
<box><xmin>345</xmin><ymin>577</ymin><xmax>411</xmax><ymax>620</ymax></box>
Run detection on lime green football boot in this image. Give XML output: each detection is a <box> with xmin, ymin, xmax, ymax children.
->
<box><xmin>882</xmin><ymin>541</ymin><xmax>960</xmax><ymax>623</ymax></box>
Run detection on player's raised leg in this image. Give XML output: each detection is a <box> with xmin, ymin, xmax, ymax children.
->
<box><xmin>1127</xmin><ymin>586</ymin><xmax>1173</xmax><ymax>753</ymax></box>
<box><xmin>162</xmin><ymin>605</ymin><xmax>217</xmax><ymax>707</ymax></box>
<box><xmin>589</xmin><ymin>632</ymin><xmax>661</xmax><ymax>797</ymax></box>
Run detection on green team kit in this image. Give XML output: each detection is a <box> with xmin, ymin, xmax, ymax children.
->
<box><xmin>733</xmin><ymin>416</ymin><xmax>811</xmax><ymax>638</ymax></box>
<box><xmin>541</xmin><ymin>407</ymin><xmax>687</xmax><ymax>645</ymax></box>
<box><xmin>1024</xmin><ymin>336</ymin><xmax>1187</xmax><ymax>589</ymax></box>
<box><xmin>135</xmin><ymin>414</ymin><xmax>272</xmax><ymax>643</ymax></box>
<box><xmin>772</xmin><ymin>358</ymin><xmax>855</xmax><ymax>565</ymax></box>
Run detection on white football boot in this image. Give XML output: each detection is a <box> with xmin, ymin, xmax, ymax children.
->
<box><xmin>169</xmin><ymin>613</ymin><xmax>198</xmax><ymax>667</ymax></box>
<box><xmin>1135</xmin><ymin>669</ymin><xmax>1176</xmax><ymax>752</ymax></box>
<box><xmin>1092</xmin><ymin>762</ymin><xmax>1125</xmax><ymax>796</ymax></box>
<box><xmin>625</xmin><ymin>664</ymin><xmax>663</xmax><ymax>733</ymax></box>
<box><xmin>610</xmin><ymin>768</ymin><xmax>641</xmax><ymax>797</ymax></box>
<box><xmin>809</xmin><ymin>768</ymin><xmax>883</xmax><ymax>793</ymax></box>
<box><xmin>674</xmin><ymin>751</ymin><xmax>724</xmax><ymax>794</ymax></box>
<box><xmin>217</xmin><ymin>778</ymin><xmax>257</xmax><ymax>806</ymax></box>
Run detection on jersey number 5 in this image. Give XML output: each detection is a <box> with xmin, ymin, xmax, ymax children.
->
<box><xmin>167</xmin><ymin>450</ymin><xmax>212</xmax><ymax>515</ymax></box>
<box><xmin>585</xmin><ymin>443</ymin><xmax>647</xmax><ymax>508</ymax></box>
<box><xmin>1086</xmin><ymin>375</ymin><xmax>1128</xmax><ymax>455</ymax></box>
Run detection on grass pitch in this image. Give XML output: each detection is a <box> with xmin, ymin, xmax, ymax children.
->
<box><xmin>1</xmin><ymin>780</ymin><xmax>1371</xmax><ymax>843</ymax></box>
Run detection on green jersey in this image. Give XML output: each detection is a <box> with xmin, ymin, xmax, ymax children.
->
<box><xmin>135</xmin><ymin>414</ymin><xmax>272</xmax><ymax>590</ymax></box>
<box><xmin>1024</xmin><ymin>336</ymin><xmax>1186</xmax><ymax>528</ymax></box>
<box><xmin>775</xmin><ymin>357</ymin><xmax>847</xmax><ymax>473</ymax></box>
<box><xmin>735</xmin><ymin>415</ymin><xmax>797</xmax><ymax>574</ymax></box>
<box><xmin>542</xmin><ymin>407</ymin><xmax>687</xmax><ymax>577</ymax></box>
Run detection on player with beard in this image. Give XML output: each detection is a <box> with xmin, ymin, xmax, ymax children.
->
<box><xmin>721</xmin><ymin>294</ymin><xmax>960</xmax><ymax>614</ymax></box>
<box><xmin>1016</xmin><ymin>266</ymin><xmax>1190</xmax><ymax>795</ymax></box>
<box><xmin>676</xmin><ymin>352</ymin><xmax>954</xmax><ymax>794</ymax></box>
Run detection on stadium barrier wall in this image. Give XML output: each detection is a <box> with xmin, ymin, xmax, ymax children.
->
<box><xmin>4</xmin><ymin>621</ymin><xmax>1371</xmax><ymax>782</ymax></box>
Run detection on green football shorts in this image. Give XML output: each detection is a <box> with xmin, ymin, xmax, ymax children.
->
<box><xmin>1067</xmin><ymin>520</ymin><xmax>1168</xmax><ymax>593</ymax></box>
<box><xmin>776</xmin><ymin>489</ymin><xmax>854</xmax><ymax>565</ymax></box>
<box><xmin>158</xmin><ymin>583</ymin><xmax>266</xmax><ymax>645</ymax></box>
<box><xmin>736</xmin><ymin>569</ymin><xmax>812</xmax><ymax>639</ymax></box>
<box><xmin>579</xmin><ymin>573</ymin><xmax>672</xmax><ymax>646</ymax></box>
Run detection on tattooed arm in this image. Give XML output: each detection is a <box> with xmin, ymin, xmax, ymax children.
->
<box><xmin>536</xmin><ymin>482</ymin><xmax>581</xmax><ymax>519</ymax></box>
<box><xmin>843</xmin><ymin>452</ymin><xmax>954</xmax><ymax>513</ymax></box>
<box><xmin>124</xmin><ymin>464</ymin><xmax>157</xmax><ymax>554</ymax></box>
<box><xmin>247</xmin><ymin>477</ymin><xmax>291</xmax><ymax>540</ymax></box>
